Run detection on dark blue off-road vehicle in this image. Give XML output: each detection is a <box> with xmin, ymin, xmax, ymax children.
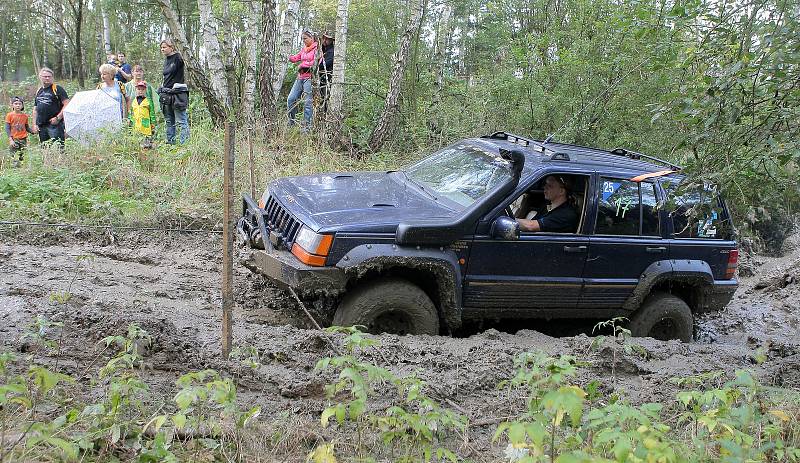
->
<box><xmin>238</xmin><ymin>132</ymin><xmax>738</xmax><ymax>341</ymax></box>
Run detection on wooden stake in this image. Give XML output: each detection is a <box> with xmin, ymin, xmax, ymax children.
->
<box><xmin>247</xmin><ymin>127</ymin><xmax>256</xmax><ymax>199</ymax></box>
<box><xmin>221</xmin><ymin>121</ymin><xmax>235</xmax><ymax>358</ymax></box>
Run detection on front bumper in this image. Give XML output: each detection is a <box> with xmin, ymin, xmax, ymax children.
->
<box><xmin>238</xmin><ymin>194</ymin><xmax>347</xmax><ymax>297</ymax></box>
<box><xmin>242</xmin><ymin>248</ymin><xmax>347</xmax><ymax>296</ymax></box>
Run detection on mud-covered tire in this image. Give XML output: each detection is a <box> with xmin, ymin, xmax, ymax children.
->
<box><xmin>628</xmin><ymin>292</ymin><xmax>693</xmax><ymax>342</ymax></box>
<box><xmin>333</xmin><ymin>278</ymin><xmax>439</xmax><ymax>336</ymax></box>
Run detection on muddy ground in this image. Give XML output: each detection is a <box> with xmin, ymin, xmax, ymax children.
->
<box><xmin>2</xmin><ymin>228</ymin><xmax>800</xmax><ymax>460</ymax></box>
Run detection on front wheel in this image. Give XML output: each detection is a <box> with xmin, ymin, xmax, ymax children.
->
<box><xmin>628</xmin><ymin>292</ymin><xmax>693</xmax><ymax>342</ymax></box>
<box><xmin>333</xmin><ymin>278</ymin><xmax>439</xmax><ymax>336</ymax></box>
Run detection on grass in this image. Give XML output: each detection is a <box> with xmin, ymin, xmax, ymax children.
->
<box><xmin>0</xmin><ymin>119</ymin><xmax>421</xmax><ymax>227</ymax></box>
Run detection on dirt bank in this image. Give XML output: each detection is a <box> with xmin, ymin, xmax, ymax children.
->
<box><xmin>2</xmin><ymin>230</ymin><xmax>799</xmax><ymax>460</ymax></box>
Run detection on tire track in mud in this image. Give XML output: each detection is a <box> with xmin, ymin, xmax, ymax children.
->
<box><xmin>2</xmin><ymin>232</ymin><xmax>800</xmax><ymax>459</ymax></box>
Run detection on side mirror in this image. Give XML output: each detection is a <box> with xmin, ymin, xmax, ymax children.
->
<box><xmin>491</xmin><ymin>216</ymin><xmax>519</xmax><ymax>240</ymax></box>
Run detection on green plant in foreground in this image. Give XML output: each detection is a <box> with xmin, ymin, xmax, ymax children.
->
<box><xmin>495</xmin><ymin>349</ymin><xmax>800</xmax><ymax>463</ymax></box>
<box><xmin>315</xmin><ymin>326</ymin><xmax>465</xmax><ymax>462</ymax></box>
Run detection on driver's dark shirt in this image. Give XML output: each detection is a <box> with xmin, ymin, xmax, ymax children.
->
<box><xmin>535</xmin><ymin>202</ymin><xmax>578</xmax><ymax>233</ymax></box>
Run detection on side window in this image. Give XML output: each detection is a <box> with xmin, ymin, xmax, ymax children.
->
<box><xmin>666</xmin><ymin>183</ymin><xmax>731</xmax><ymax>239</ymax></box>
<box><xmin>641</xmin><ymin>183</ymin><xmax>660</xmax><ymax>236</ymax></box>
<box><xmin>596</xmin><ymin>179</ymin><xmax>640</xmax><ymax>235</ymax></box>
<box><xmin>596</xmin><ymin>178</ymin><xmax>661</xmax><ymax>236</ymax></box>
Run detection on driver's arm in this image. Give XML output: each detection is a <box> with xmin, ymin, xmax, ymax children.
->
<box><xmin>517</xmin><ymin>218</ymin><xmax>542</xmax><ymax>232</ymax></box>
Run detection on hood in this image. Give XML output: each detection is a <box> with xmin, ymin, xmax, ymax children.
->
<box><xmin>269</xmin><ymin>172</ymin><xmax>458</xmax><ymax>232</ymax></box>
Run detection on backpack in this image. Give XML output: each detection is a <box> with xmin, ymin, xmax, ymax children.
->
<box><xmin>38</xmin><ymin>84</ymin><xmax>65</xmax><ymax>105</ymax></box>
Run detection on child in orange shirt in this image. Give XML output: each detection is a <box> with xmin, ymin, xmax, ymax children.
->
<box><xmin>5</xmin><ymin>97</ymin><xmax>34</xmax><ymax>167</ymax></box>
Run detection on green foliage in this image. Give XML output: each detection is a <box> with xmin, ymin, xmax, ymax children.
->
<box><xmin>315</xmin><ymin>326</ymin><xmax>467</xmax><ymax>461</ymax></box>
<box><xmin>493</xmin><ymin>351</ymin><xmax>800</xmax><ymax>462</ymax></box>
<box><xmin>0</xmin><ymin>324</ymin><xmax>261</xmax><ymax>462</ymax></box>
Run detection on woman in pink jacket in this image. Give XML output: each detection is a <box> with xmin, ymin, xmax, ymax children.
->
<box><xmin>287</xmin><ymin>31</ymin><xmax>318</xmax><ymax>130</ymax></box>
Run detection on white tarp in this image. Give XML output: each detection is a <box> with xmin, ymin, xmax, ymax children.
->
<box><xmin>63</xmin><ymin>89</ymin><xmax>123</xmax><ymax>144</ymax></box>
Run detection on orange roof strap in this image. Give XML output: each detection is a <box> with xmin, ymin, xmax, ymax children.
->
<box><xmin>630</xmin><ymin>169</ymin><xmax>676</xmax><ymax>182</ymax></box>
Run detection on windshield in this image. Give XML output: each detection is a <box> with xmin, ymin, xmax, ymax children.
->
<box><xmin>405</xmin><ymin>143</ymin><xmax>515</xmax><ymax>209</ymax></box>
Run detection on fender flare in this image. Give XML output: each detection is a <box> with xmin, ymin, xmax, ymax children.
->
<box><xmin>335</xmin><ymin>244</ymin><xmax>463</xmax><ymax>331</ymax></box>
<box><xmin>623</xmin><ymin>259</ymin><xmax>714</xmax><ymax>311</ymax></box>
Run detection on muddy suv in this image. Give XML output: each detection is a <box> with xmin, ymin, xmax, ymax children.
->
<box><xmin>238</xmin><ymin>132</ymin><xmax>738</xmax><ymax>341</ymax></box>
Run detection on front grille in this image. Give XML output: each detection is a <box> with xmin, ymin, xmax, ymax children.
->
<box><xmin>263</xmin><ymin>195</ymin><xmax>302</xmax><ymax>248</ymax></box>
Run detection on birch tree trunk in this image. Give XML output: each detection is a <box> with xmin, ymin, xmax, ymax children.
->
<box><xmin>0</xmin><ymin>18</ymin><xmax>7</xmax><ymax>80</ymax></box>
<box><xmin>27</xmin><ymin>12</ymin><xmax>40</xmax><ymax>72</ymax></box>
<box><xmin>367</xmin><ymin>0</ymin><xmax>425</xmax><ymax>152</ymax></box>
<box><xmin>433</xmin><ymin>4</ymin><xmax>451</xmax><ymax>101</ymax></box>
<box><xmin>327</xmin><ymin>0</ymin><xmax>350</xmax><ymax>123</ymax></box>
<box><xmin>95</xmin><ymin>8</ymin><xmax>104</xmax><ymax>69</ymax></box>
<box><xmin>242</xmin><ymin>0</ymin><xmax>262</xmax><ymax>123</ymax></box>
<box><xmin>157</xmin><ymin>0</ymin><xmax>228</xmax><ymax>125</ymax></box>
<box><xmin>258</xmin><ymin>0</ymin><xmax>278</xmax><ymax>126</ymax></box>
<box><xmin>73</xmin><ymin>0</ymin><xmax>85</xmax><ymax>87</ymax></box>
<box><xmin>197</xmin><ymin>0</ymin><xmax>232</xmax><ymax>107</ymax></box>
<box><xmin>272</xmin><ymin>0</ymin><xmax>300</xmax><ymax>95</ymax></box>
<box><xmin>101</xmin><ymin>8</ymin><xmax>112</xmax><ymax>54</ymax></box>
<box><xmin>428</xmin><ymin>3</ymin><xmax>450</xmax><ymax>136</ymax></box>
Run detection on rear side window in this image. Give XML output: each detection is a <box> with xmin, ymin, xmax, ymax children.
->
<box><xmin>665</xmin><ymin>182</ymin><xmax>732</xmax><ymax>239</ymax></box>
<box><xmin>595</xmin><ymin>178</ymin><xmax>660</xmax><ymax>236</ymax></box>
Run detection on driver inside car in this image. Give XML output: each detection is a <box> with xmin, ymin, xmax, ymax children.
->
<box><xmin>516</xmin><ymin>175</ymin><xmax>578</xmax><ymax>233</ymax></box>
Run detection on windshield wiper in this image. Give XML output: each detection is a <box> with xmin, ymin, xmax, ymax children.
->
<box><xmin>396</xmin><ymin>171</ymin><xmax>437</xmax><ymax>200</ymax></box>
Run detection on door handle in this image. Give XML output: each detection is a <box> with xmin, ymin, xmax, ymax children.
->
<box><xmin>646</xmin><ymin>246</ymin><xmax>667</xmax><ymax>253</ymax></box>
<box><xmin>563</xmin><ymin>245</ymin><xmax>587</xmax><ymax>253</ymax></box>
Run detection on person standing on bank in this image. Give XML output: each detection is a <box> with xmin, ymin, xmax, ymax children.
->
<box><xmin>125</xmin><ymin>64</ymin><xmax>158</xmax><ymax>111</ymax></box>
<box><xmin>115</xmin><ymin>52</ymin><xmax>132</xmax><ymax>82</ymax></box>
<box><xmin>287</xmin><ymin>30</ymin><xmax>317</xmax><ymax>130</ymax></box>
<box><xmin>318</xmin><ymin>32</ymin><xmax>335</xmax><ymax>114</ymax></box>
<box><xmin>97</xmin><ymin>63</ymin><xmax>130</xmax><ymax>121</ymax></box>
<box><xmin>159</xmin><ymin>39</ymin><xmax>189</xmax><ymax>144</ymax></box>
<box><xmin>32</xmin><ymin>67</ymin><xmax>70</xmax><ymax>145</ymax></box>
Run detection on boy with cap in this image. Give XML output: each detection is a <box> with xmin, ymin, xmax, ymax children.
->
<box><xmin>129</xmin><ymin>81</ymin><xmax>157</xmax><ymax>149</ymax></box>
<box><xmin>4</xmin><ymin>97</ymin><xmax>34</xmax><ymax>167</ymax></box>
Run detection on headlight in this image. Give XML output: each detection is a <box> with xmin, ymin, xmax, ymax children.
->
<box><xmin>257</xmin><ymin>187</ymin><xmax>270</xmax><ymax>209</ymax></box>
<box><xmin>291</xmin><ymin>226</ymin><xmax>334</xmax><ymax>266</ymax></box>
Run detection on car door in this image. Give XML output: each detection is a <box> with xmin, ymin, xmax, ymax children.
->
<box><xmin>580</xmin><ymin>177</ymin><xmax>667</xmax><ymax>311</ymax></box>
<box><xmin>664</xmin><ymin>182</ymin><xmax>738</xmax><ymax>280</ymax></box>
<box><xmin>461</xmin><ymin>173</ymin><xmax>591</xmax><ymax>316</ymax></box>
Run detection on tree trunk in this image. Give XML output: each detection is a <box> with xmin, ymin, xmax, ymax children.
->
<box><xmin>272</xmin><ymin>0</ymin><xmax>300</xmax><ymax>96</ymax></box>
<box><xmin>327</xmin><ymin>0</ymin><xmax>350</xmax><ymax>124</ymax></box>
<box><xmin>428</xmin><ymin>4</ymin><xmax>451</xmax><ymax>137</ymax></box>
<box><xmin>197</xmin><ymin>0</ymin><xmax>232</xmax><ymax>107</ymax></box>
<box><xmin>102</xmin><ymin>8</ymin><xmax>112</xmax><ymax>54</ymax></box>
<box><xmin>242</xmin><ymin>0</ymin><xmax>262</xmax><ymax>124</ymax></box>
<box><xmin>31</xmin><ymin>26</ymin><xmax>40</xmax><ymax>72</ymax></box>
<box><xmin>367</xmin><ymin>0</ymin><xmax>425</xmax><ymax>152</ymax></box>
<box><xmin>157</xmin><ymin>0</ymin><xmax>228</xmax><ymax>125</ymax></box>
<box><xmin>258</xmin><ymin>0</ymin><xmax>277</xmax><ymax>125</ymax></box>
<box><xmin>0</xmin><ymin>17</ymin><xmax>7</xmax><ymax>80</ymax></box>
<box><xmin>95</xmin><ymin>7</ymin><xmax>104</xmax><ymax>71</ymax></box>
<box><xmin>74</xmin><ymin>0</ymin><xmax>85</xmax><ymax>87</ymax></box>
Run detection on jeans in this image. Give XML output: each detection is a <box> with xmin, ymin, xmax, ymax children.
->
<box><xmin>287</xmin><ymin>78</ymin><xmax>312</xmax><ymax>127</ymax></box>
<box><xmin>319</xmin><ymin>72</ymin><xmax>331</xmax><ymax>114</ymax></box>
<box><xmin>38</xmin><ymin>122</ymin><xmax>65</xmax><ymax>145</ymax></box>
<box><xmin>163</xmin><ymin>104</ymin><xmax>189</xmax><ymax>144</ymax></box>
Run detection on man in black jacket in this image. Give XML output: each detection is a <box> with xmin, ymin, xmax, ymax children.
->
<box><xmin>318</xmin><ymin>33</ymin><xmax>335</xmax><ymax>114</ymax></box>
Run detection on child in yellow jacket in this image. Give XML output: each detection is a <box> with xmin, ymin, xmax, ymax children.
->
<box><xmin>129</xmin><ymin>81</ymin><xmax>156</xmax><ymax>148</ymax></box>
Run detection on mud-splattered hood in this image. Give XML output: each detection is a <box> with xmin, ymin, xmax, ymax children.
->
<box><xmin>268</xmin><ymin>171</ymin><xmax>458</xmax><ymax>232</ymax></box>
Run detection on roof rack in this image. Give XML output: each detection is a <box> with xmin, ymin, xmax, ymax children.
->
<box><xmin>482</xmin><ymin>131</ymin><xmax>546</xmax><ymax>152</ymax></box>
<box><xmin>609</xmin><ymin>148</ymin><xmax>682</xmax><ymax>171</ymax></box>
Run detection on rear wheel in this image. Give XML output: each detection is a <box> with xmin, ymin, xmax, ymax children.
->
<box><xmin>628</xmin><ymin>292</ymin><xmax>693</xmax><ymax>342</ymax></box>
<box><xmin>333</xmin><ymin>278</ymin><xmax>439</xmax><ymax>336</ymax></box>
